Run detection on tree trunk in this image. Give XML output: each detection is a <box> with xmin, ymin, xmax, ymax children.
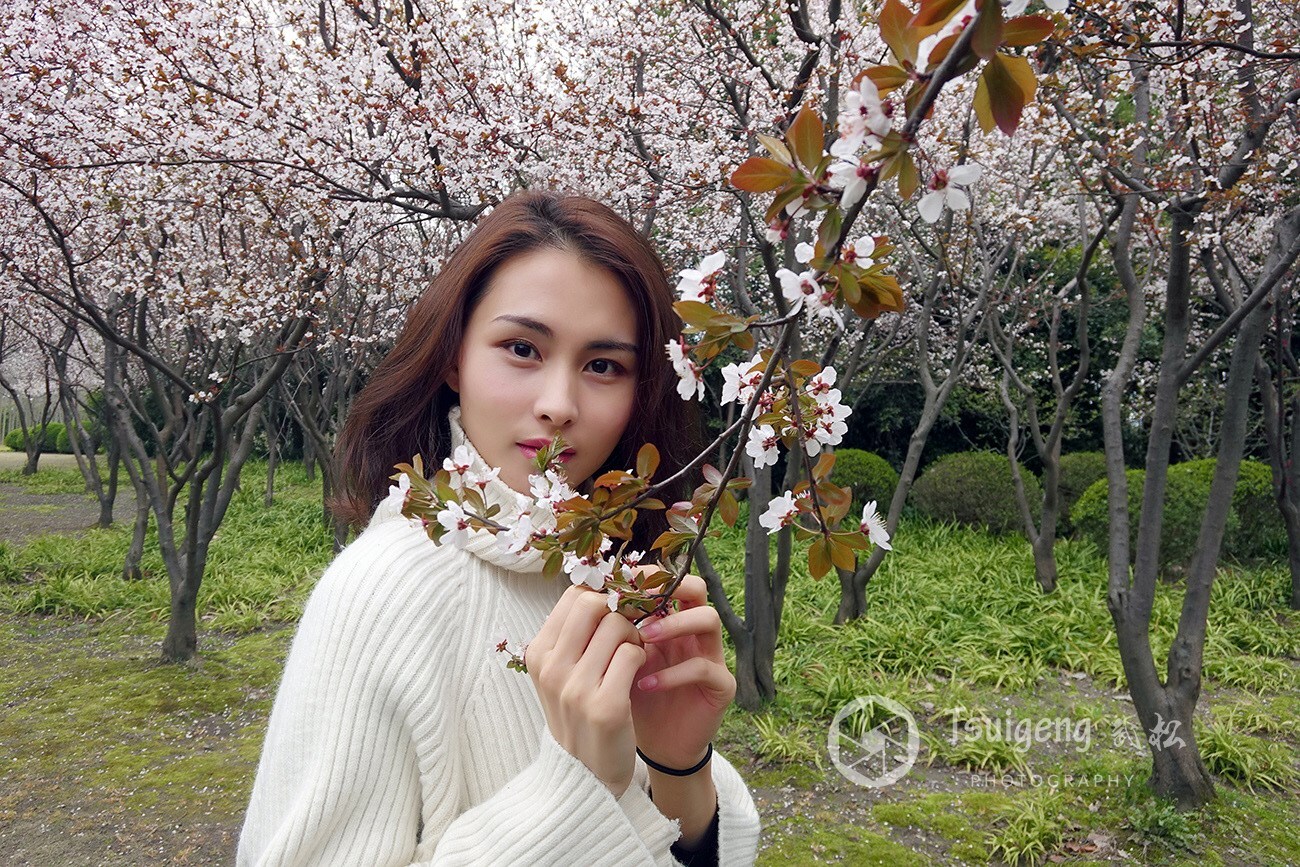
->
<box><xmin>265</xmin><ymin>424</ymin><xmax>279</xmax><ymax>508</ymax></box>
<box><xmin>1031</xmin><ymin>532</ymin><xmax>1059</xmax><ymax>593</ymax></box>
<box><xmin>1146</xmin><ymin>693</ymin><xmax>1215</xmax><ymax>808</ymax></box>
<box><xmin>161</xmin><ymin>570</ymin><xmax>198</xmax><ymax>662</ymax></box>
<box><xmin>122</xmin><ymin>492</ymin><xmax>149</xmax><ymax>581</ymax></box>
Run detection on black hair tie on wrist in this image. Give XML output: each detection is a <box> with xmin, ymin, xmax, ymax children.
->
<box><xmin>637</xmin><ymin>743</ymin><xmax>713</xmax><ymax>776</ymax></box>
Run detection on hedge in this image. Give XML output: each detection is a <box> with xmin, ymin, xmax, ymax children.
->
<box><xmin>911</xmin><ymin>451</ymin><xmax>1040</xmax><ymax>535</ymax></box>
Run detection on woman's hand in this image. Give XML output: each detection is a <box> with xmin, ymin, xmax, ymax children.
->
<box><xmin>629</xmin><ymin>573</ymin><xmax>736</xmax><ymax>771</ymax></box>
<box><xmin>526</xmin><ymin>584</ymin><xmax>647</xmax><ymax>798</ymax></box>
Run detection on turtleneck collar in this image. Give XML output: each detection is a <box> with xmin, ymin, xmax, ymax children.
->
<box><xmin>443</xmin><ymin>406</ymin><xmax>549</xmax><ymax>574</ymax></box>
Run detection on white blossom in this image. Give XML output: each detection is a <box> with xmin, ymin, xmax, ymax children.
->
<box><xmin>758</xmin><ymin>491</ymin><xmax>799</xmax><ymax>533</ymax></box>
<box><xmin>443</xmin><ymin>445</ymin><xmax>474</xmax><ymax>489</ymax></box>
<box><xmin>388</xmin><ymin>471</ymin><xmax>412</xmax><ymax>500</ymax></box>
<box><xmin>777</xmin><ymin>268</ymin><xmax>843</xmax><ymax>328</ymax></box>
<box><xmin>675</xmin><ymin>251</ymin><xmax>727</xmax><ymax>303</ymax></box>
<box><xmin>496</xmin><ymin>511</ymin><xmax>535</xmax><ymax>554</ymax></box>
<box><xmin>564</xmin><ymin>552</ymin><xmax>615</xmax><ymax>590</ymax></box>
<box><xmin>746</xmin><ymin>424</ymin><xmax>780</xmax><ymax>469</ymax></box>
<box><xmin>437</xmin><ymin>500</ymin><xmax>474</xmax><ymax>547</ymax></box>
<box><xmin>859</xmin><ymin>501</ymin><xmax>892</xmax><ymax>551</ymax></box>
<box><xmin>719</xmin><ymin>352</ymin><xmax>765</xmax><ymax>405</ymax></box>
<box><xmin>665</xmin><ymin>338</ymin><xmax>704</xmax><ymax>401</ymax></box>
<box><xmin>918</xmin><ymin>164</ymin><xmax>982</xmax><ymax>224</ymax></box>
<box><xmin>837</xmin><ymin>76</ymin><xmax>891</xmax><ymax>151</ymax></box>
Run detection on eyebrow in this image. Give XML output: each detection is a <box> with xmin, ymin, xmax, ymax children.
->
<box><xmin>492</xmin><ymin>314</ymin><xmax>638</xmax><ymax>355</ymax></box>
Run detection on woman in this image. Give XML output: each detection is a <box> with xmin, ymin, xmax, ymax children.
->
<box><xmin>238</xmin><ymin>192</ymin><xmax>762</xmax><ymax>865</ymax></box>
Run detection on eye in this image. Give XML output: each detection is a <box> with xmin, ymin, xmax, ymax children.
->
<box><xmin>507</xmin><ymin>340</ymin><xmax>538</xmax><ymax>360</ymax></box>
<box><xmin>587</xmin><ymin>358</ymin><xmax>625</xmax><ymax>377</ymax></box>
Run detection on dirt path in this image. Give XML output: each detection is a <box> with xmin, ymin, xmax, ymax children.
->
<box><xmin>0</xmin><ymin>454</ymin><xmax>137</xmax><ymax>547</ymax></box>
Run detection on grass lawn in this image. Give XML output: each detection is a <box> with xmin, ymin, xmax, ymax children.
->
<box><xmin>1</xmin><ymin>462</ymin><xmax>1297</xmax><ymax>865</ymax></box>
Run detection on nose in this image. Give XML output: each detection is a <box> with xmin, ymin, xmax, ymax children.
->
<box><xmin>535</xmin><ymin>366</ymin><xmax>579</xmax><ymax>429</ymax></box>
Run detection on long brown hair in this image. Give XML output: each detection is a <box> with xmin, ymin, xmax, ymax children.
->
<box><xmin>333</xmin><ymin>191</ymin><xmax>699</xmax><ymax>552</ymax></box>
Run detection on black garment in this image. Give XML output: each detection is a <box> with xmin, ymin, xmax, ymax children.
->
<box><xmin>667</xmin><ymin>803</ymin><xmax>720</xmax><ymax>867</ymax></box>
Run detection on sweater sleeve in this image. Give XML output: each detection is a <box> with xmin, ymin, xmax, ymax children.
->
<box><xmin>637</xmin><ymin>747</ymin><xmax>762</xmax><ymax>867</ymax></box>
<box><xmin>236</xmin><ymin>520</ymin><xmax>694</xmax><ymax>867</ymax></box>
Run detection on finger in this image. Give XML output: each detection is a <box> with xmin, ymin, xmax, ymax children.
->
<box><xmin>552</xmin><ymin>589</ymin><xmax>635</xmax><ymax>670</ymax></box>
<box><xmin>636</xmin><ymin>656</ymin><xmax>736</xmax><ymax>704</ymax></box>
<box><xmin>599</xmin><ymin>640</ymin><xmax>648</xmax><ymax>701</ymax></box>
<box><xmin>569</xmin><ymin>611</ymin><xmax>643</xmax><ymax>690</ymax></box>
<box><xmin>530</xmin><ymin>583</ymin><xmax>588</xmax><ymax>653</ymax></box>
<box><xmin>638</xmin><ymin>605</ymin><xmax>724</xmax><ymax>658</ymax></box>
<box><xmin>668</xmin><ymin>573</ymin><xmax>708</xmax><ymax>609</ymax></box>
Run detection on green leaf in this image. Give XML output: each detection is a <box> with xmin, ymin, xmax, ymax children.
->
<box><xmin>837</xmin><ymin>267</ymin><xmax>861</xmax><ymax>304</ymax></box>
<box><xmin>786</xmin><ymin>105</ymin><xmax>825</xmax><ymax>172</ymax></box>
<box><xmin>765</xmin><ymin>185</ymin><xmax>805</xmax><ymax>224</ymax></box>
<box><xmin>732</xmin><ymin>157</ymin><xmax>797</xmax><ymax>193</ymax></box>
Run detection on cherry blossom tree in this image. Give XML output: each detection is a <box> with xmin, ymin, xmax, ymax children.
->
<box><xmin>1050</xmin><ymin>0</ymin><xmax>1300</xmax><ymax>807</ymax></box>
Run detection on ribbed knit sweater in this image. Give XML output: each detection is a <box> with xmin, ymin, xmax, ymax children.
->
<box><xmin>237</xmin><ymin>415</ymin><xmax>762</xmax><ymax>866</ymax></box>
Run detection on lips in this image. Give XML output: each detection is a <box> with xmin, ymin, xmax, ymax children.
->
<box><xmin>518</xmin><ymin>439</ymin><xmax>575</xmax><ymax>462</ymax></box>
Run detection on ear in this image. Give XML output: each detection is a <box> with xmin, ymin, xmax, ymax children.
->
<box><xmin>446</xmin><ymin>364</ymin><xmax>460</xmax><ymax>393</ymax></box>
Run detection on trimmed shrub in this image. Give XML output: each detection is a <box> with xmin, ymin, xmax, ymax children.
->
<box><xmin>911</xmin><ymin>451</ymin><xmax>1041</xmax><ymax>535</ymax></box>
<box><xmin>4</xmin><ymin>422</ymin><xmax>65</xmax><ymax>453</ymax></box>
<box><xmin>1071</xmin><ymin>459</ymin><xmax>1272</xmax><ymax>571</ymax></box>
<box><xmin>1058</xmin><ymin>451</ymin><xmax>1108</xmax><ymax>529</ymax></box>
<box><xmin>829</xmin><ymin>448</ymin><xmax>899</xmax><ymax>519</ymax></box>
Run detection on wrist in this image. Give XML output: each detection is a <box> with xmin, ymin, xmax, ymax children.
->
<box><xmin>637</xmin><ymin>742</ymin><xmax>713</xmax><ymax>776</ymax></box>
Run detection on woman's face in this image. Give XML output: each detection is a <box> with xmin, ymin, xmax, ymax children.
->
<box><xmin>448</xmin><ymin>247</ymin><xmax>640</xmax><ymax>495</ymax></box>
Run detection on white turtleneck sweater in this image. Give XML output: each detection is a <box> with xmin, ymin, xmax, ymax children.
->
<box><xmin>237</xmin><ymin>414</ymin><xmax>762</xmax><ymax>866</ymax></box>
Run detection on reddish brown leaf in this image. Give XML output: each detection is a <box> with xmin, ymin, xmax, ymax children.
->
<box><xmin>790</xmin><ymin>359</ymin><xmax>821</xmax><ymax>377</ymax></box>
<box><xmin>970</xmin><ymin>0</ymin><xmax>1004</xmax><ymax>60</ymax></box>
<box><xmin>864</xmin><ymin>65</ymin><xmax>909</xmax><ymax>94</ymax></box>
<box><xmin>896</xmin><ymin>151</ymin><xmax>919</xmax><ymax>200</ymax></box>
<box><xmin>755</xmin><ymin>133</ymin><xmax>794</xmax><ymax>164</ymax></box>
<box><xmin>812</xmin><ymin>452</ymin><xmax>836</xmax><ymax>482</ymax></box>
<box><xmin>984</xmin><ymin>54</ymin><xmax>1029</xmax><ymax>135</ymax></box>
<box><xmin>731</xmin><ymin>156</ymin><xmax>797</xmax><ymax>193</ymax></box>
<box><xmin>974</xmin><ymin>70</ymin><xmax>996</xmax><ymax>133</ymax></box>
<box><xmin>719</xmin><ymin>490</ymin><xmax>739</xmax><ymax>527</ymax></box>
<box><xmin>787</xmin><ymin>105</ymin><xmax>825</xmax><ymax>171</ymax></box>
<box><xmin>702</xmin><ymin>463</ymin><xmax>724</xmax><ymax>486</ymax></box>
<box><xmin>878</xmin><ymin>0</ymin><xmax>918</xmax><ymax>66</ymax></box>
<box><xmin>808</xmin><ymin>538</ymin><xmax>831</xmax><ymax>579</ymax></box>
<box><xmin>1002</xmin><ymin>14</ymin><xmax>1054</xmax><ymax>46</ymax></box>
<box><xmin>637</xmin><ymin>443</ymin><xmax>659</xmax><ymax>479</ymax></box>
<box><xmin>829</xmin><ymin>538</ymin><xmax>856</xmax><ymax>571</ymax></box>
<box><xmin>912</xmin><ymin>0</ymin><xmax>967</xmax><ymax>27</ymax></box>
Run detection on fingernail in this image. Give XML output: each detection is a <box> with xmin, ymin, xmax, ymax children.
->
<box><xmin>641</xmin><ymin>622</ymin><xmax>662</xmax><ymax>640</ymax></box>
<box><xmin>639</xmin><ymin>675</ymin><xmax>658</xmax><ymax>691</ymax></box>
